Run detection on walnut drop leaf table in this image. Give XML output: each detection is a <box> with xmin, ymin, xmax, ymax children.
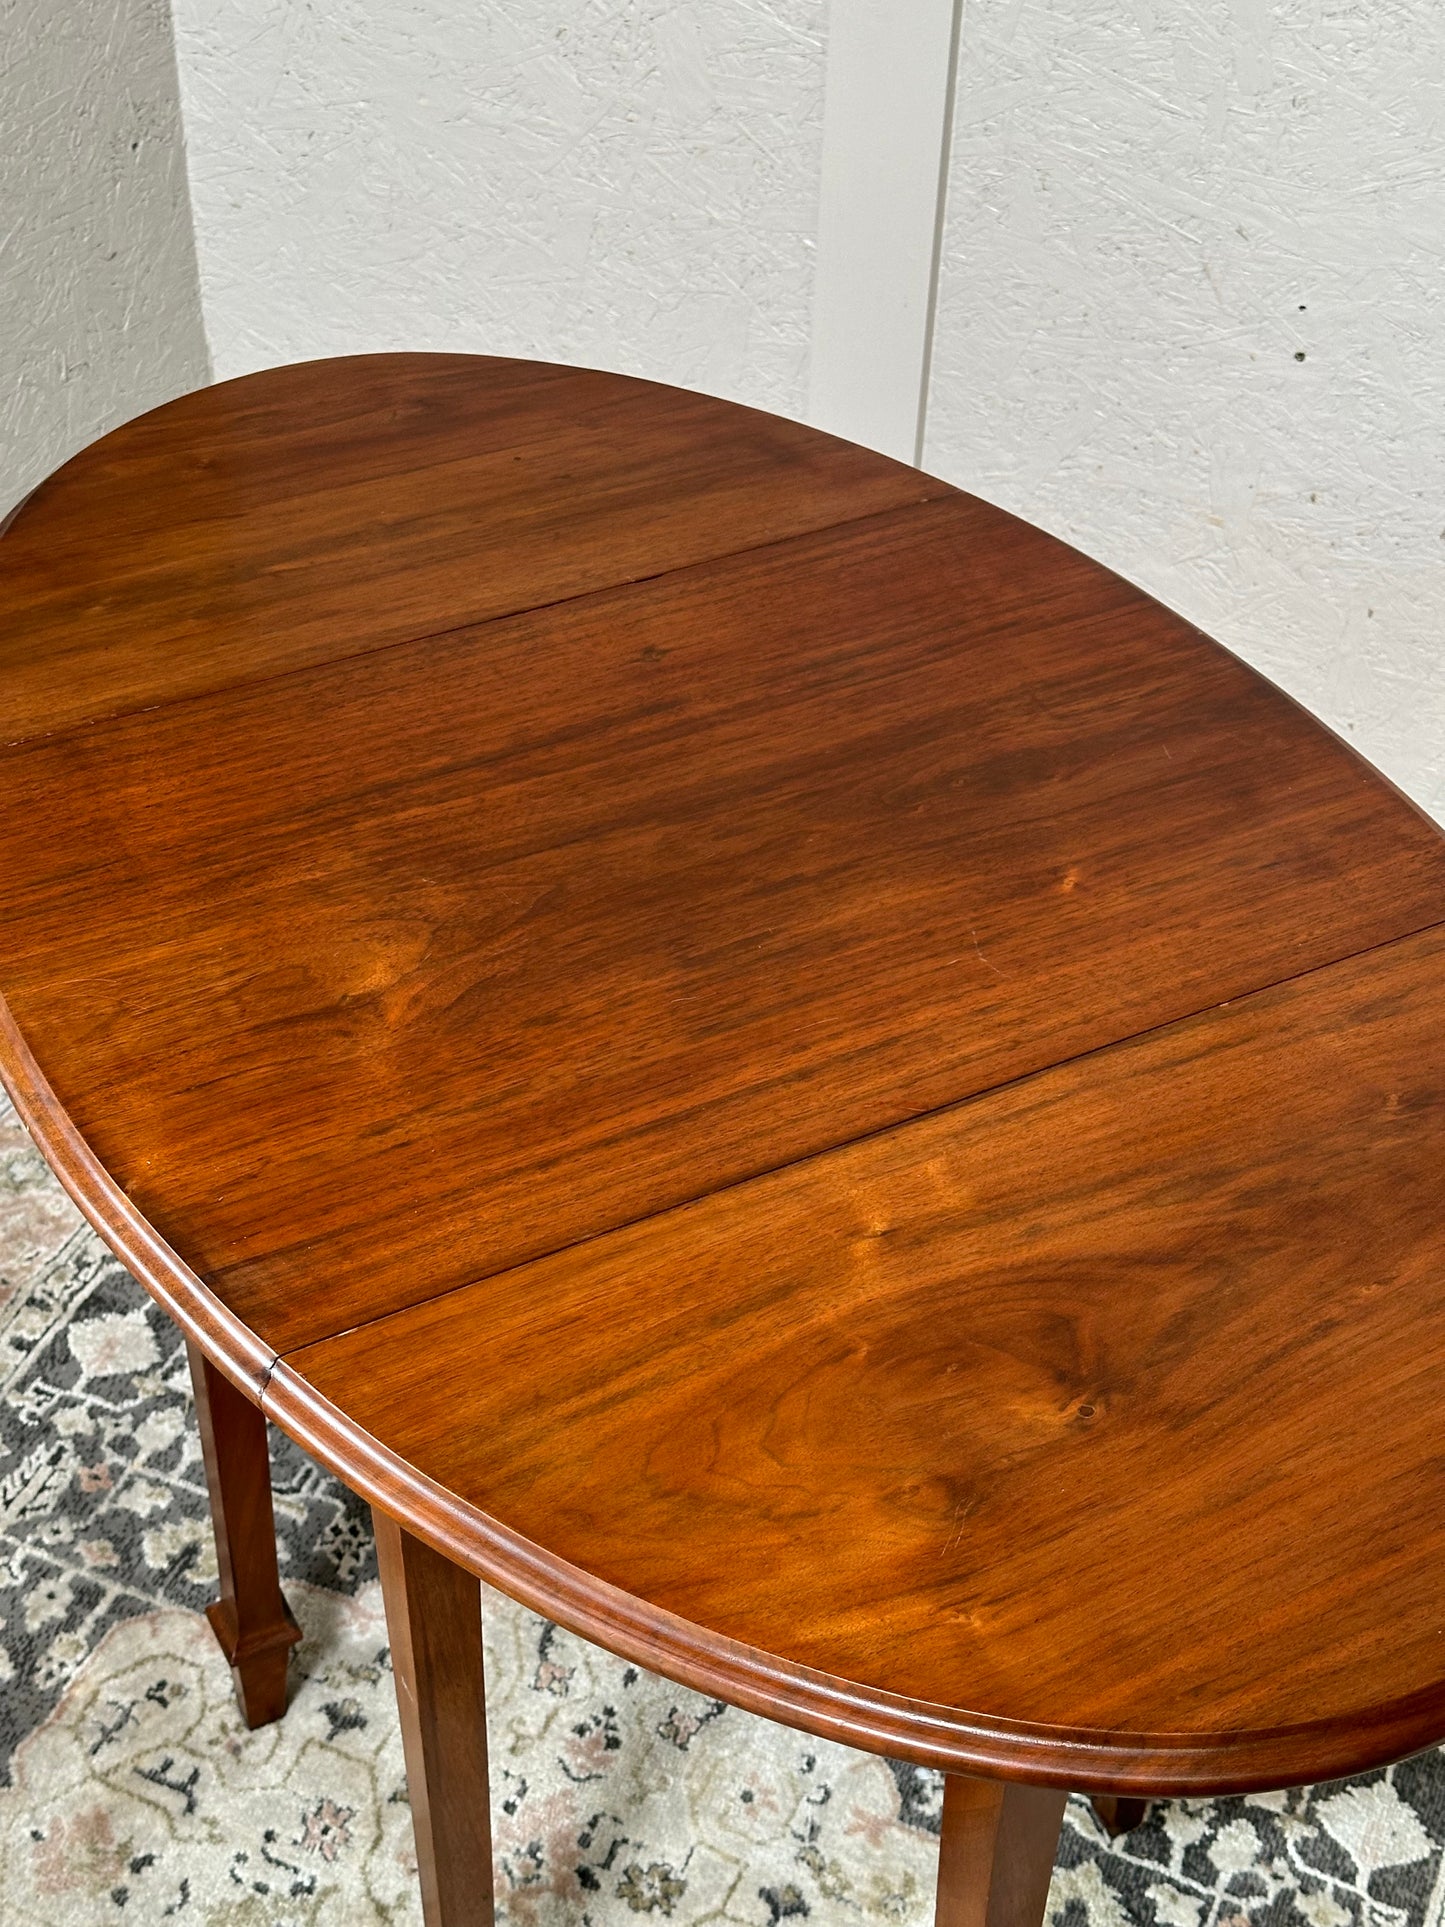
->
<box><xmin>3</xmin><ymin>354</ymin><xmax>1445</xmax><ymax>1927</ymax></box>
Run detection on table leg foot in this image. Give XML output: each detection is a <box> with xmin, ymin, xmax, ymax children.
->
<box><xmin>374</xmin><ymin>1510</ymin><xmax>494</xmax><ymax>1927</ymax></box>
<box><xmin>936</xmin><ymin>1774</ymin><xmax>1066</xmax><ymax>1927</ymax></box>
<box><xmin>1089</xmin><ymin>1796</ymin><xmax>1149</xmax><ymax>1837</ymax></box>
<box><xmin>188</xmin><ymin>1342</ymin><xmax>301</xmax><ymax>1728</ymax></box>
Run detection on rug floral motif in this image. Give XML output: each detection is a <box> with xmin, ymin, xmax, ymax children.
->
<box><xmin>4</xmin><ymin>1087</ymin><xmax>1445</xmax><ymax>1927</ymax></box>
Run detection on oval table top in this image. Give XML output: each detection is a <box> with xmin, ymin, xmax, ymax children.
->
<box><xmin>3</xmin><ymin>353</ymin><xmax>1445</xmax><ymax>1798</ymax></box>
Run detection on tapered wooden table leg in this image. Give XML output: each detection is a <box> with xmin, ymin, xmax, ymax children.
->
<box><xmin>187</xmin><ymin>1341</ymin><xmax>302</xmax><ymax>1727</ymax></box>
<box><xmin>1089</xmin><ymin>1795</ymin><xmax>1149</xmax><ymax>1837</ymax></box>
<box><xmin>375</xmin><ymin>1510</ymin><xmax>495</xmax><ymax>1927</ymax></box>
<box><xmin>936</xmin><ymin>1775</ymin><xmax>1066</xmax><ymax>1927</ymax></box>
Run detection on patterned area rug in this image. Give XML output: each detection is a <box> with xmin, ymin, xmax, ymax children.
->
<box><xmin>4</xmin><ymin>1087</ymin><xmax>1445</xmax><ymax>1926</ymax></box>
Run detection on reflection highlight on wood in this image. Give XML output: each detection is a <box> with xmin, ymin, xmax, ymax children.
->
<box><xmin>0</xmin><ymin>353</ymin><xmax>938</xmax><ymax>743</ymax></box>
<box><xmin>4</xmin><ymin>483</ymin><xmax>1444</xmax><ymax>1354</ymax></box>
<box><xmin>3</xmin><ymin>354</ymin><xmax>1445</xmax><ymax>1871</ymax></box>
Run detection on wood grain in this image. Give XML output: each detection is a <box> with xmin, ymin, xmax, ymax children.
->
<box><xmin>936</xmin><ymin>1779</ymin><xmax>1066</xmax><ymax>1927</ymax></box>
<box><xmin>0</xmin><ymin>992</ymin><xmax>273</xmax><ymax>1393</ymax></box>
<box><xmin>0</xmin><ymin>353</ymin><xmax>938</xmax><ymax>746</ymax></box>
<box><xmin>374</xmin><ymin>1510</ymin><xmax>494</xmax><ymax>1927</ymax></box>
<box><xmin>3</xmin><ymin>353</ymin><xmax>1445</xmax><ymax>1800</ymax></box>
<box><xmin>2</xmin><ymin>491</ymin><xmax>1442</xmax><ymax>1349</ymax></box>
<box><xmin>277</xmin><ymin>924</ymin><xmax>1445</xmax><ymax>1790</ymax></box>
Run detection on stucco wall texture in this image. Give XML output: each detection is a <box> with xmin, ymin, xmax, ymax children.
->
<box><xmin>925</xmin><ymin>0</ymin><xmax>1445</xmax><ymax>823</ymax></box>
<box><xmin>1</xmin><ymin>0</ymin><xmax>208</xmax><ymax>518</ymax></box>
<box><xmin>170</xmin><ymin>0</ymin><xmax>825</xmax><ymax>418</ymax></box>
<box><xmin>6</xmin><ymin>1</ymin><xmax>1438</xmax><ymax>822</ymax></box>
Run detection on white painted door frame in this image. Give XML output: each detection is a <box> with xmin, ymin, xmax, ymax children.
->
<box><xmin>808</xmin><ymin>0</ymin><xmax>965</xmax><ymax>464</ymax></box>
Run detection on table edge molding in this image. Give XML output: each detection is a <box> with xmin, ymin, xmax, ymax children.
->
<box><xmin>11</xmin><ymin>971</ymin><xmax>1445</xmax><ymax>1793</ymax></box>
<box><xmin>0</xmin><ymin>991</ymin><xmax>275</xmax><ymax>1396</ymax></box>
<box><xmin>260</xmin><ymin>1357</ymin><xmax>1445</xmax><ymax>1796</ymax></box>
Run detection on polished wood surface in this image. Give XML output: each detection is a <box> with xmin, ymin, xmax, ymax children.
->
<box><xmin>187</xmin><ymin>1342</ymin><xmax>300</xmax><ymax>1726</ymax></box>
<box><xmin>275</xmin><ymin>922</ymin><xmax>1445</xmax><ymax>1788</ymax></box>
<box><xmin>3</xmin><ymin>458</ymin><xmax>1443</xmax><ymax>1353</ymax></box>
<box><xmin>0</xmin><ymin>354</ymin><xmax>937</xmax><ymax>744</ymax></box>
<box><xmin>2</xmin><ymin>355</ymin><xmax>1444</xmax><ymax>1803</ymax></box>
<box><xmin>936</xmin><ymin>1779</ymin><xmax>1066</xmax><ymax>1927</ymax></box>
<box><xmin>374</xmin><ymin>1510</ymin><xmax>494</xmax><ymax>1927</ymax></box>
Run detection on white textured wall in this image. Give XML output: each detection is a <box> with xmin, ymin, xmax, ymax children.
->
<box><xmin>808</xmin><ymin>0</ymin><xmax>961</xmax><ymax>461</ymax></box>
<box><xmin>171</xmin><ymin>0</ymin><xmax>825</xmax><ymax>417</ymax></box>
<box><xmin>925</xmin><ymin>0</ymin><xmax>1445</xmax><ymax>822</ymax></box>
<box><xmin>0</xmin><ymin>0</ymin><xmax>208</xmax><ymax>517</ymax></box>
<box><xmin>22</xmin><ymin>0</ymin><xmax>1435</xmax><ymax>818</ymax></box>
